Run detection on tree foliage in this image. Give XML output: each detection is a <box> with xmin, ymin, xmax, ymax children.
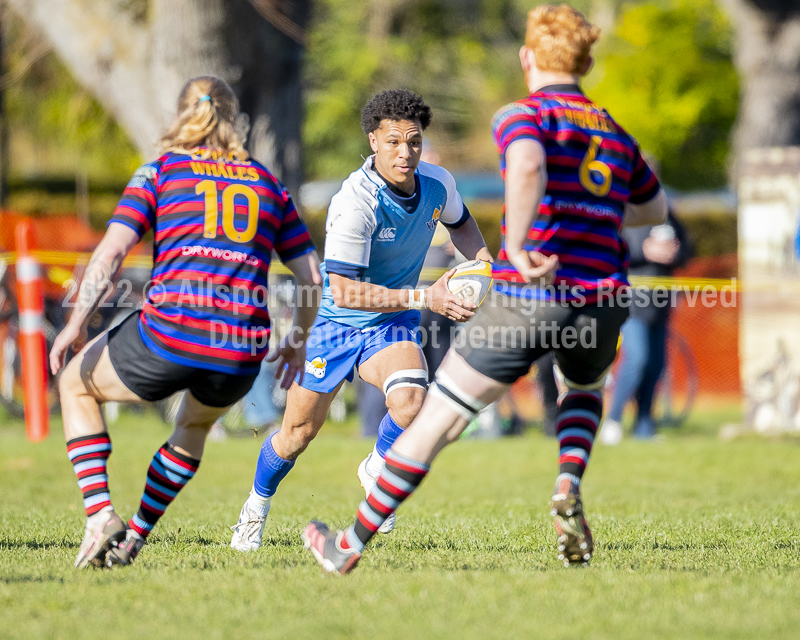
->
<box><xmin>6</xmin><ymin>0</ymin><xmax>309</xmax><ymax>194</ymax></box>
<box><xmin>304</xmin><ymin>0</ymin><xmax>530</xmax><ymax>178</ymax></box>
<box><xmin>305</xmin><ymin>0</ymin><xmax>738</xmax><ymax>190</ymax></box>
<box><xmin>4</xmin><ymin>14</ymin><xmax>140</xmax><ymax>181</ymax></box>
<box><xmin>5</xmin><ymin>0</ymin><xmax>739</xmax><ymax>193</ymax></box>
<box><xmin>585</xmin><ymin>0</ymin><xmax>739</xmax><ymax>189</ymax></box>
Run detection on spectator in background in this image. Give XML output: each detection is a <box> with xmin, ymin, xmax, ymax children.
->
<box><xmin>599</xmin><ymin>210</ymin><xmax>692</xmax><ymax>443</ymax></box>
<box><xmin>241</xmin><ymin>359</ymin><xmax>280</xmax><ymax>431</ymax></box>
<box><xmin>208</xmin><ymin>360</ymin><xmax>281</xmax><ymax>441</ymax></box>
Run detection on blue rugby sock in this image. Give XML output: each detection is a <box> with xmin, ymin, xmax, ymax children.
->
<box><xmin>375</xmin><ymin>413</ymin><xmax>404</xmax><ymax>459</ymax></box>
<box><xmin>253</xmin><ymin>433</ymin><xmax>295</xmax><ymax>498</ymax></box>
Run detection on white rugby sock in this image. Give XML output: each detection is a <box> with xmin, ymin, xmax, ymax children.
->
<box><xmin>365</xmin><ymin>446</ymin><xmax>386</xmax><ymax>477</ymax></box>
<box><xmin>246</xmin><ymin>488</ymin><xmax>272</xmax><ymax>516</ymax></box>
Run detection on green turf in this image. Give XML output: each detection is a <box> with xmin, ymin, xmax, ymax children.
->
<box><xmin>1</xmin><ymin>409</ymin><xmax>799</xmax><ymax>640</ymax></box>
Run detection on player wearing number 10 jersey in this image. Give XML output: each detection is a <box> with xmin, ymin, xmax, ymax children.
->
<box><xmin>49</xmin><ymin>76</ymin><xmax>321</xmax><ymax>570</ymax></box>
<box><xmin>111</xmin><ymin>136</ymin><xmax>312</xmax><ymax>374</ymax></box>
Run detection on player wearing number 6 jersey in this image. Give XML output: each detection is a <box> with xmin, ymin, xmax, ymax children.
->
<box><xmin>304</xmin><ymin>4</ymin><xmax>668</xmax><ymax>574</ymax></box>
<box><xmin>49</xmin><ymin>76</ymin><xmax>321</xmax><ymax>569</ymax></box>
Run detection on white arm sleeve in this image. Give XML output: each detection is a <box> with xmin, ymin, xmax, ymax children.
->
<box><xmin>323</xmin><ymin>185</ymin><xmax>377</xmax><ymax>268</ymax></box>
<box><xmin>441</xmin><ymin>173</ymin><xmax>466</xmax><ymax>226</ymax></box>
<box><xmin>418</xmin><ymin>162</ymin><xmax>467</xmax><ymax>226</ymax></box>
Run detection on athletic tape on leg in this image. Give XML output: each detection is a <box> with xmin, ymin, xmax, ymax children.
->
<box><xmin>429</xmin><ymin>369</ymin><xmax>486</xmax><ymax>419</ymax></box>
<box><xmin>382</xmin><ymin>369</ymin><xmax>429</xmax><ymax>397</ymax></box>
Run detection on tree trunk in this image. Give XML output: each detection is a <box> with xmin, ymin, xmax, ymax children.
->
<box><xmin>150</xmin><ymin>0</ymin><xmax>233</xmax><ymax>123</ymax></box>
<box><xmin>225</xmin><ymin>0</ymin><xmax>310</xmax><ymax>196</ymax></box>
<box><xmin>0</xmin><ymin>7</ymin><xmax>9</xmax><ymax>206</ymax></box>
<box><xmin>724</xmin><ymin>0</ymin><xmax>800</xmax><ymax>152</ymax></box>
<box><xmin>368</xmin><ymin>0</ymin><xmax>402</xmax><ymax>44</ymax></box>
<box><xmin>6</xmin><ymin>0</ymin><xmax>309</xmax><ymax>194</ymax></box>
<box><xmin>5</xmin><ymin>0</ymin><xmax>156</xmax><ymax>153</ymax></box>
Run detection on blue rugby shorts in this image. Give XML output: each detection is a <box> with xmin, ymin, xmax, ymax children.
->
<box><xmin>297</xmin><ymin>310</ymin><xmax>421</xmax><ymax>393</ymax></box>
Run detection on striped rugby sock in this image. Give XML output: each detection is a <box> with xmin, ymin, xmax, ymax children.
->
<box><xmin>67</xmin><ymin>433</ymin><xmax>113</xmax><ymax>517</ymax></box>
<box><xmin>555</xmin><ymin>389</ymin><xmax>603</xmax><ymax>486</ymax></box>
<box><xmin>129</xmin><ymin>442</ymin><xmax>200</xmax><ymax>539</ymax></box>
<box><xmin>342</xmin><ymin>449</ymin><xmax>429</xmax><ymax>552</ymax></box>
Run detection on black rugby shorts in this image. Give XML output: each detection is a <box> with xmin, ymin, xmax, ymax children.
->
<box><xmin>454</xmin><ymin>289</ymin><xmax>628</xmax><ymax>385</ymax></box>
<box><xmin>107</xmin><ymin>311</ymin><xmax>258</xmax><ymax>407</ymax></box>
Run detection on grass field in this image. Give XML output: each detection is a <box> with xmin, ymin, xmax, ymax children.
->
<box><xmin>2</xmin><ymin>407</ymin><xmax>799</xmax><ymax>640</ymax></box>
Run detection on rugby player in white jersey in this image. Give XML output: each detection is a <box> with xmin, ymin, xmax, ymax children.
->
<box><xmin>230</xmin><ymin>90</ymin><xmax>491</xmax><ymax>551</ymax></box>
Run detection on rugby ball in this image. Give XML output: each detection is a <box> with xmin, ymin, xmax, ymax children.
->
<box><xmin>447</xmin><ymin>260</ymin><xmax>493</xmax><ymax>307</ymax></box>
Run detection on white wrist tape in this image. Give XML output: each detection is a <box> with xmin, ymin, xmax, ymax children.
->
<box><xmin>408</xmin><ymin>288</ymin><xmax>427</xmax><ymax>310</ymax></box>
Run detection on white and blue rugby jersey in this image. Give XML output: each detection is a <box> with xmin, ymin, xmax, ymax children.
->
<box><xmin>319</xmin><ymin>156</ymin><xmax>471</xmax><ymax>328</ymax></box>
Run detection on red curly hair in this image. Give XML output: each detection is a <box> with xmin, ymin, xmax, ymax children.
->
<box><xmin>525</xmin><ymin>4</ymin><xmax>600</xmax><ymax>75</ymax></box>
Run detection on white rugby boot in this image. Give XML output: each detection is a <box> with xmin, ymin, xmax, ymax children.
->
<box><xmin>357</xmin><ymin>453</ymin><xmax>395</xmax><ymax>534</ymax></box>
<box><xmin>598</xmin><ymin>418</ymin><xmax>623</xmax><ymax>446</ymax></box>
<box><xmin>230</xmin><ymin>494</ymin><xmax>271</xmax><ymax>552</ymax></box>
<box><xmin>74</xmin><ymin>509</ymin><xmax>126</xmax><ymax>569</ymax></box>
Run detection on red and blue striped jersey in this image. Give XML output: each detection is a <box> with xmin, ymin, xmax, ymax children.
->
<box><xmin>491</xmin><ymin>85</ymin><xmax>660</xmax><ymax>302</ymax></box>
<box><xmin>109</xmin><ymin>149</ymin><xmax>315</xmax><ymax>375</ymax></box>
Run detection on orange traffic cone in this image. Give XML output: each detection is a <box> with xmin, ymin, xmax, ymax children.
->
<box><xmin>15</xmin><ymin>220</ymin><xmax>49</xmax><ymax>441</ymax></box>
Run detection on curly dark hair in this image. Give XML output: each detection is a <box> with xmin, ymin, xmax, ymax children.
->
<box><xmin>360</xmin><ymin>89</ymin><xmax>432</xmax><ymax>134</ymax></box>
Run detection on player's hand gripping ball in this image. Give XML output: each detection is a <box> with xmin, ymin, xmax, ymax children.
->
<box><xmin>446</xmin><ymin>259</ymin><xmax>493</xmax><ymax>308</ymax></box>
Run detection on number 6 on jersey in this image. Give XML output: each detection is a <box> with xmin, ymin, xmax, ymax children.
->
<box><xmin>579</xmin><ymin>135</ymin><xmax>612</xmax><ymax>197</ymax></box>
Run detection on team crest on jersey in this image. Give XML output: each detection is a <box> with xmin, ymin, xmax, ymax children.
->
<box><xmin>377</xmin><ymin>227</ymin><xmax>397</xmax><ymax>242</ymax></box>
<box><xmin>305</xmin><ymin>356</ymin><xmax>327</xmax><ymax>378</ymax></box>
<box><xmin>426</xmin><ymin>207</ymin><xmax>442</xmax><ymax>232</ymax></box>
<box><xmin>128</xmin><ymin>163</ymin><xmax>158</xmax><ymax>188</ymax></box>
<box><xmin>492</xmin><ymin>102</ymin><xmax>538</xmax><ymax>129</ymax></box>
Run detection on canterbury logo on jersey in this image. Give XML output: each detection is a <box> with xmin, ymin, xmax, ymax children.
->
<box><xmin>377</xmin><ymin>227</ymin><xmax>397</xmax><ymax>241</ymax></box>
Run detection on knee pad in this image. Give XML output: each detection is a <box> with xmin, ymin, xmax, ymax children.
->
<box><xmin>428</xmin><ymin>368</ymin><xmax>487</xmax><ymax>420</ymax></box>
<box><xmin>383</xmin><ymin>369</ymin><xmax>429</xmax><ymax>398</ymax></box>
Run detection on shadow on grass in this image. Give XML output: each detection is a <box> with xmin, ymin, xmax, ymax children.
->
<box><xmin>603</xmin><ymin>540</ymin><xmax>727</xmax><ymax>552</ymax></box>
<box><xmin>0</xmin><ymin>575</ymin><xmax>66</xmax><ymax>584</ymax></box>
<box><xmin>0</xmin><ymin>539</ymin><xmax>73</xmax><ymax>551</ymax></box>
<box><xmin>262</xmin><ymin>535</ymin><xmax>302</xmax><ymax>549</ymax></box>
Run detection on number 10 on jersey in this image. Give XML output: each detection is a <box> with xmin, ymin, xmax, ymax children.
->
<box><xmin>196</xmin><ymin>180</ymin><xmax>260</xmax><ymax>243</ymax></box>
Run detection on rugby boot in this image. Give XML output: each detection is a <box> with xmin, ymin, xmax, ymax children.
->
<box><xmin>598</xmin><ymin>418</ymin><xmax>623</xmax><ymax>446</ymax></box>
<box><xmin>302</xmin><ymin>521</ymin><xmax>361</xmax><ymax>575</ymax></box>
<box><xmin>230</xmin><ymin>497</ymin><xmax>270</xmax><ymax>552</ymax></box>
<box><xmin>357</xmin><ymin>453</ymin><xmax>395</xmax><ymax>534</ymax></box>
<box><xmin>74</xmin><ymin>510</ymin><xmax>126</xmax><ymax>569</ymax></box>
<box><xmin>105</xmin><ymin>529</ymin><xmax>145</xmax><ymax>568</ymax></box>
<box><xmin>550</xmin><ymin>490</ymin><xmax>594</xmax><ymax>567</ymax></box>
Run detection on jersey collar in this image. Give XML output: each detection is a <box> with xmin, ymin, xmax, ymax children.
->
<box><xmin>532</xmin><ymin>83</ymin><xmax>584</xmax><ymax>96</ymax></box>
<box><xmin>365</xmin><ymin>155</ymin><xmax>422</xmax><ymax>214</ymax></box>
